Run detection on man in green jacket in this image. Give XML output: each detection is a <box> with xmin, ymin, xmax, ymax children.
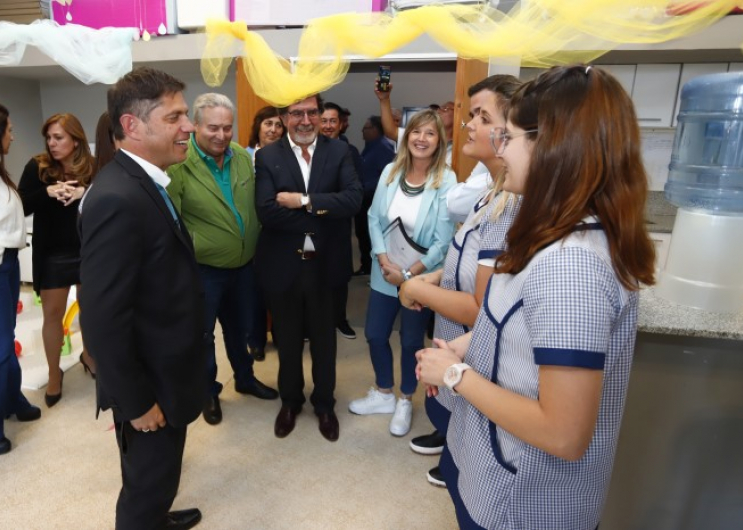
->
<box><xmin>168</xmin><ymin>93</ymin><xmax>277</xmax><ymax>426</ymax></box>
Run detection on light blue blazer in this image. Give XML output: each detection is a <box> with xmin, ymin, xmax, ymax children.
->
<box><xmin>368</xmin><ymin>164</ymin><xmax>457</xmax><ymax>297</ymax></box>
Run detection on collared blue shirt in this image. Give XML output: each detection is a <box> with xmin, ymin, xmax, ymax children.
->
<box><xmin>191</xmin><ymin>135</ymin><xmax>244</xmax><ymax>235</ymax></box>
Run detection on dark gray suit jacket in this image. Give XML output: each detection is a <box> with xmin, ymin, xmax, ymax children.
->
<box><xmin>79</xmin><ymin>150</ymin><xmax>206</xmax><ymax>427</ymax></box>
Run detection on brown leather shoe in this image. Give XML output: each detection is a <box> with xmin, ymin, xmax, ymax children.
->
<box><xmin>317</xmin><ymin>411</ymin><xmax>339</xmax><ymax>442</ymax></box>
<box><xmin>274</xmin><ymin>406</ymin><xmax>301</xmax><ymax>438</ymax></box>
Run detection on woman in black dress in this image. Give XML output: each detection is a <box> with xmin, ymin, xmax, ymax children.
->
<box><xmin>19</xmin><ymin>113</ymin><xmax>95</xmax><ymax>406</ymax></box>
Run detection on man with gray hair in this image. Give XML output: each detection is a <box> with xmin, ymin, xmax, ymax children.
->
<box><xmin>168</xmin><ymin>92</ymin><xmax>277</xmax><ymax>427</ymax></box>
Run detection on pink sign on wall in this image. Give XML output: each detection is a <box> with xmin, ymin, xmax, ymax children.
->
<box><xmin>51</xmin><ymin>0</ymin><xmax>174</xmax><ymax>36</ymax></box>
<box><xmin>230</xmin><ymin>0</ymin><xmax>387</xmax><ymax>26</ymax></box>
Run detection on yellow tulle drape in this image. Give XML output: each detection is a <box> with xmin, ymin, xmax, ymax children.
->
<box><xmin>201</xmin><ymin>1</ymin><xmax>741</xmax><ymax>107</ymax></box>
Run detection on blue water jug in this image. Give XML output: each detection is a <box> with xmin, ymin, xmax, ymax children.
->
<box><xmin>657</xmin><ymin>72</ymin><xmax>743</xmax><ymax>313</ymax></box>
<box><xmin>666</xmin><ymin>72</ymin><xmax>743</xmax><ymax>213</ymax></box>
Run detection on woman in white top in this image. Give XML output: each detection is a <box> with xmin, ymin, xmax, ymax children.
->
<box><xmin>417</xmin><ymin>65</ymin><xmax>656</xmax><ymax>530</ymax></box>
<box><xmin>0</xmin><ymin>103</ymin><xmax>41</xmax><ymax>456</ymax></box>
<box><xmin>348</xmin><ymin>109</ymin><xmax>456</xmax><ymax>437</ymax></box>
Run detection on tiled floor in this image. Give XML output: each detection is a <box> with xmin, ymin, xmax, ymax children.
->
<box><xmin>1</xmin><ymin>273</ymin><xmax>457</xmax><ymax>529</ymax></box>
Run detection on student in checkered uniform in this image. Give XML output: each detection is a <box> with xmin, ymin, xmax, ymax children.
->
<box><xmin>398</xmin><ymin>75</ymin><xmax>523</xmax><ymax>486</ymax></box>
<box><xmin>417</xmin><ymin>65</ymin><xmax>656</xmax><ymax>530</ymax></box>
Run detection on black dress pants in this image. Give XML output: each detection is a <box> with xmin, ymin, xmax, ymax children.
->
<box><xmin>354</xmin><ymin>192</ymin><xmax>374</xmax><ymax>273</ymax></box>
<box><xmin>114</xmin><ymin>420</ymin><xmax>187</xmax><ymax>530</ymax></box>
<box><xmin>265</xmin><ymin>259</ymin><xmax>337</xmax><ymax>414</ymax></box>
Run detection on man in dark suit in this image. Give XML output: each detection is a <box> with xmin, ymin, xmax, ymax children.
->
<box><xmin>79</xmin><ymin>67</ymin><xmax>205</xmax><ymax>530</ymax></box>
<box><xmin>255</xmin><ymin>94</ymin><xmax>362</xmax><ymax>442</ymax></box>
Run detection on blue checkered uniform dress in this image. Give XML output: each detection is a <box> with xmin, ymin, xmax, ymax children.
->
<box><xmin>434</xmin><ymin>193</ymin><xmax>521</xmax><ymax>413</ymax></box>
<box><xmin>434</xmin><ymin>193</ymin><xmax>522</xmax><ymax>343</ymax></box>
<box><xmin>442</xmin><ymin>220</ymin><xmax>639</xmax><ymax>530</ymax></box>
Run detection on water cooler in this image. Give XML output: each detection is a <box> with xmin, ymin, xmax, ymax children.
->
<box><xmin>658</xmin><ymin>72</ymin><xmax>743</xmax><ymax>313</ymax></box>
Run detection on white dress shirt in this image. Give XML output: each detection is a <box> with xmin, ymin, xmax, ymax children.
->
<box><xmin>286</xmin><ymin>136</ymin><xmax>318</xmax><ymax>251</ymax></box>
<box><xmin>0</xmin><ymin>182</ymin><xmax>27</xmax><ymax>263</ymax></box>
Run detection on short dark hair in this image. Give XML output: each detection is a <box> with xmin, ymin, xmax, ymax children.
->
<box><xmin>108</xmin><ymin>67</ymin><xmax>186</xmax><ymax>141</ymax></box>
<box><xmin>339</xmin><ymin>107</ymin><xmax>351</xmax><ymax>118</ymax></box>
<box><xmin>323</xmin><ymin>101</ymin><xmax>343</xmax><ymax>115</ymax></box>
<box><xmin>278</xmin><ymin>94</ymin><xmax>324</xmax><ymax>115</ymax></box>
<box><xmin>367</xmin><ymin>115</ymin><xmax>383</xmax><ymax>135</ymax></box>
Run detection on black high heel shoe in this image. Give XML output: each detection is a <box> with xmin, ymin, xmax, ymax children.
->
<box><xmin>45</xmin><ymin>369</ymin><xmax>64</xmax><ymax>408</ymax></box>
<box><xmin>80</xmin><ymin>353</ymin><xmax>96</xmax><ymax>380</ymax></box>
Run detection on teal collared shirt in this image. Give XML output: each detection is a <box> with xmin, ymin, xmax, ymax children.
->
<box><xmin>191</xmin><ymin>135</ymin><xmax>244</xmax><ymax>235</ymax></box>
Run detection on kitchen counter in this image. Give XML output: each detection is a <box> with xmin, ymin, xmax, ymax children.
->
<box><xmin>638</xmin><ymin>286</ymin><xmax>743</xmax><ymax>340</ymax></box>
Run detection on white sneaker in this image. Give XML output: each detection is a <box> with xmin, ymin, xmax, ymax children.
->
<box><xmin>389</xmin><ymin>398</ymin><xmax>413</xmax><ymax>437</ymax></box>
<box><xmin>348</xmin><ymin>387</ymin><xmax>396</xmax><ymax>415</ymax></box>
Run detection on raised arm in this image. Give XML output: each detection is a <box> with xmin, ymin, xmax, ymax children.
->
<box><xmin>375</xmin><ymin>80</ymin><xmax>399</xmax><ymax>143</ymax></box>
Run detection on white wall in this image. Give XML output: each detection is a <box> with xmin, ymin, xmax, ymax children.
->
<box><xmin>39</xmin><ymin>61</ymin><xmax>238</xmax><ymax>145</ymax></box>
<box><xmin>0</xmin><ymin>75</ymin><xmax>44</xmax><ymax>185</ymax></box>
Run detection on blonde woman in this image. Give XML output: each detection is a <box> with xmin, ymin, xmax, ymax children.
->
<box><xmin>349</xmin><ymin>109</ymin><xmax>456</xmax><ymax>437</ymax></box>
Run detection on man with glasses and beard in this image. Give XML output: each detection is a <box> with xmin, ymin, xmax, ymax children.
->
<box><xmin>254</xmin><ymin>94</ymin><xmax>362</xmax><ymax>442</ymax></box>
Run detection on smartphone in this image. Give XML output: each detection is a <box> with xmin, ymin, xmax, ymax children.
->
<box><xmin>378</xmin><ymin>65</ymin><xmax>391</xmax><ymax>92</ymax></box>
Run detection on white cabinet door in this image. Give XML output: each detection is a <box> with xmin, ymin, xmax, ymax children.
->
<box><xmin>633</xmin><ymin>64</ymin><xmax>681</xmax><ymax>128</ymax></box>
<box><xmin>594</xmin><ymin>64</ymin><xmax>636</xmax><ymax>97</ymax></box>
<box><xmin>672</xmin><ymin>63</ymin><xmax>729</xmax><ymax>126</ymax></box>
<box><xmin>728</xmin><ymin>63</ymin><xmax>743</xmax><ymax>72</ymax></box>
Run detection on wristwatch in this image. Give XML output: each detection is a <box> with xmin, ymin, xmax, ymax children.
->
<box><xmin>300</xmin><ymin>194</ymin><xmax>312</xmax><ymax>212</ymax></box>
<box><xmin>401</xmin><ymin>269</ymin><xmax>414</xmax><ymax>282</ymax></box>
<box><xmin>443</xmin><ymin>363</ymin><xmax>471</xmax><ymax>394</ymax></box>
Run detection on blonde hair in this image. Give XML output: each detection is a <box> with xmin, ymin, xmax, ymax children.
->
<box><xmin>386</xmin><ymin>109</ymin><xmax>448</xmax><ymax>189</ymax></box>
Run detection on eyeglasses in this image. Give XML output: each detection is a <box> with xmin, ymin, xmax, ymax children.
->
<box><xmin>490</xmin><ymin>127</ymin><xmax>538</xmax><ymax>155</ymax></box>
<box><xmin>287</xmin><ymin>109</ymin><xmax>320</xmax><ymax>120</ymax></box>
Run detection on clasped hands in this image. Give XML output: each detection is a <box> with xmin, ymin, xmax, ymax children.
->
<box><xmin>416</xmin><ymin>338</ymin><xmax>465</xmax><ymax>398</ymax></box>
<box><xmin>377</xmin><ymin>254</ymin><xmax>406</xmax><ymax>287</ymax></box>
<box><xmin>130</xmin><ymin>403</ymin><xmax>167</xmax><ymax>433</ymax></box>
<box><xmin>47</xmin><ymin>181</ymin><xmax>84</xmax><ymax>206</ymax></box>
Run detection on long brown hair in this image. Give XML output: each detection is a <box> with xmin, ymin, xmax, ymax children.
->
<box><xmin>35</xmin><ymin>113</ymin><xmax>94</xmax><ymax>186</ymax></box>
<box><xmin>0</xmin><ymin>103</ymin><xmax>17</xmax><ymax>195</ymax></box>
<box><xmin>386</xmin><ymin>109</ymin><xmax>448</xmax><ymax>189</ymax></box>
<box><xmin>94</xmin><ymin>111</ymin><xmax>116</xmax><ymax>173</ymax></box>
<box><xmin>496</xmin><ymin>65</ymin><xmax>655</xmax><ymax>290</ymax></box>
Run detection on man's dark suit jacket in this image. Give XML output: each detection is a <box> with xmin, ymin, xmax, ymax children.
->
<box><xmin>254</xmin><ymin>135</ymin><xmax>363</xmax><ymax>291</ymax></box>
<box><xmin>79</xmin><ymin>151</ymin><xmax>206</xmax><ymax>428</ymax></box>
